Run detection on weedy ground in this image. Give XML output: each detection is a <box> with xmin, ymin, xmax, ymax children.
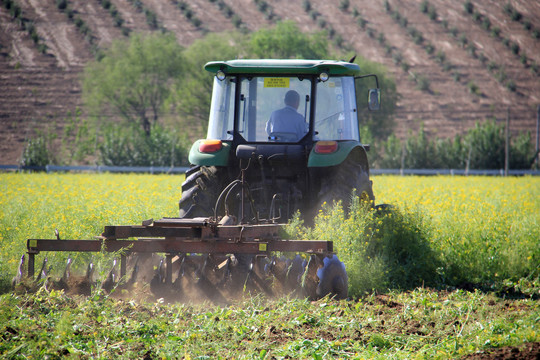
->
<box><xmin>1</xmin><ymin>288</ymin><xmax>538</xmax><ymax>359</ymax></box>
<box><xmin>0</xmin><ymin>174</ymin><xmax>538</xmax><ymax>359</ymax></box>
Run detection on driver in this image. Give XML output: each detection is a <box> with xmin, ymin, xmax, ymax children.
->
<box><xmin>265</xmin><ymin>90</ymin><xmax>307</xmax><ymax>141</ymax></box>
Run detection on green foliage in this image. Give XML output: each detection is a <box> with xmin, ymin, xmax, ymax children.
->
<box><xmin>510</xmin><ymin>8</ymin><xmax>522</xmax><ymax>22</ymax></box>
<box><xmin>376</xmin><ymin>32</ymin><xmax>385</xmax><ymax>45</ymax></box>
<box><xmin>376</xmin><ymin>134</ymin><xmax>402</xmax><ymax>168</ymax></box>
<box><xmin>391</xmin><ymin>52</ymin><xmax>402</xmax><ymax>65</ymax></box>
<box><xmin>358</xmin><ymin>124</ymin><xmax>374</xmax><ymax>146</ymax></box>
<box><xmin>464</xmin><ymin>0</ymin><xmax>474</xmax><ymax>14</ymax></box>
<box><xmin>531</xmin><ymin>62</ymin><xmax>539</xmax><ymax>76</ymax></box>
<box><xmin>506</xmin><ymin>79</ymin><xmax>517</xmax><ymax>92</ymax></box>
<box><xmin>459</xmin><ymin>34</ymin><xmax>469</xmax><ymax>47</ymax></box>
<box><xmin>248</xmin><ymin>20</ymin><xmax>328</xmax><ymax>59</ymax></box>
<box><xmin>172</xmin><ymin>0</ymin><xmax>203</xmax><ymax>28</ymax></box>
<box><xmin>464</xmin><ymin>120</ymin><xmax>505</xmax><ymax>169</ymax></box>
<box><xmin>127</xmin><ymin>0</ymin><xmax>143</xmax><ymax>12</ymax></box>
<box><xmin>482</xmin><ymin>17</ymin><xmax>491</xmax><ymax>30</ymax></box>
<box><xmin>366</xmin><ymin>27</ymin><xmax>374</xmax><ymax>38</ymax></box>
<box><xmin>427</xmin><ymin>6</ymin><xmax>437</xmax><ymax>21</ymax></box>
<box><xmin>1</xmin><ymin>1</ymin><xmax>51</xmax><ymax>56</ymax></box>
<box><xmin>375</xmin><ymin>120</ymin><xmax>535</xmax><ymax>169</ymax></box>
<box><xmin>420</xmin><ymin>0</ymin><xmax>429</xmax><ymax>13</ymax></box>
<box><xmin>435</xmin><ymin>135</ymin><xmax>467</xmax><ymax>169</ymax></box>
<box><xmin>410</xmin><ymin>28</ymin><xmax>424</xmax><ymax>45</ymax></box>
<box><xmin>478</xmin><ymin>52</ymin><xmax>488</xmax><ymax>64</ymax></box>
<box><xmin>55</xmin><ymin>0</ymin><xmax>67</xmax><ymax>11</ymax></box>
<box><xmin>435</xmin><ymin>50</ymin><xmax>446</xmax><ymax>64</ymax></box>
<box><xmin>98</xmin><ymin>0</ymin><xmax>125</xmax><ymax>30</ymax></box>
<box><xmin>357</xmin><ymin>16</ymin><xmax>367</xmax><ymax>29</ymax></box>
<box><xmin>403</xmin><ymin>124</ymin><xmax>436</xmax><ymax>168</ymax></box>
<box><xmin>231</xmin><ymin>14</ymin><xmax>242</xmax><ymax>28</ymax></box>
<box><xmin>36</xmin><ymin>43</ymin><xmax>47</xmax><ymax>54</ymax></box>
<box><xmin>302</xmin><ymin>0</ymin><xmax>311</xmax><ymax>12</ymax></box>
<box><xmin>20</xmin><ymin>134</ymin><xmax>55</xmax><ymax>168</ymax></box>
<box><xmin>61</xmin><ymin>109</ymin><xmax>97</xmax><ymax>164</ymax></box>
<box><xmin>173</xmin><ymin>31</ymin><xmax>245</xmax><ymax>134</ymax></box>
<box><xmin>144</xmin><ymin>8</ymin><xmax>158</xmax><ymax>29</ymax></box>
<box><xmin>383</xmin><ymin>0</ymin><xmax>391</xmax><ymax>13</ymax></box>
<box><xmin>467</xmin><ymin>80</ymin><xmax>480</xmax><ymax>95</ymax></box>
<box><xmin>510</xmin><ymin>42</ymin><xmax>520</xmax><ymax>55</ymax></box>
<box><xmin>365</xmin><ymin>208</ymin><xmax>438</xmax><ymax>290</ymax></box>
<box><xmin>338</xmin><ymin>0</ymin><xmax>349</xmax><ymax>12</ymax></box>
<box><xmin>83</xmin><ymin>33</ymin><xmax>184</xmax><ymax>136</ymax></box>
<box><xmin>411</xmin><ymin>72</ymin><xmax>430</xmax><ymax>92</ymax></box>
<box><xmin>509</xmin><ymin>132</ymin><xmax>534</xmax><ymax>169</ymax></box>
<box><xmin>333</xmin><ymin>34</ymin><xmax>344</xmax><ymax>49</ymax></box>
<box><xmin>290</xmin><ymin>198</ymin><xmax>440</xmax><ymax>296</ymax></box>
<box><xmin>0</xmin><ymin>289</ymin><xmax>538</xmax><ymax>358</ymax></box>
<box><xmin>98</xmin><ymin>123</ymin><xmax>188</xmax><ymax>166</ymax></box>
<box><xmin>400</xmin><ymin>61</ymin><xmax>410</xmax><ymax>72</ymax></box>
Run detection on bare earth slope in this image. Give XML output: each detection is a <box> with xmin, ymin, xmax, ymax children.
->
<box><xmin>1</xmin><ymin>0</ymin><xmax>539</xmax><ymax>163</ymax></box>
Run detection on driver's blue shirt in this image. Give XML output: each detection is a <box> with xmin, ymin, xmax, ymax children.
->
<box><xmin>265</xmin><ymin>105</ymin><xmax>307</xmax><ymax>140</ymax></box>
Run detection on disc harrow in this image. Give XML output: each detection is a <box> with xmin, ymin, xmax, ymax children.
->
<box><xmin>22</xmin><ymin>217</ymin><xmax>348</xmax><ymax>303</ymax></box>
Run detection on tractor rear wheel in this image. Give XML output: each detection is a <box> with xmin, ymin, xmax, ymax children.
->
<box><xmin>179</xmin><ymin>166</ymin><xmax>227</xmax><ymax>218</ymax></box>
<box><xmin>316</xmin><ymin>154</ymin><xmax>374</xmax><ymax>212</ymax></box>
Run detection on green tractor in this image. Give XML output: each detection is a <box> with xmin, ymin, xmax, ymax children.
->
<box><xmin>179</xmin><ymin>59</ymin><xmax>380</xmax><ymax>224</ymax></box>
<box><xmin>22</xmin><ymin>59</ymin><xmax>381</xmax><ymax>303</ymax></box>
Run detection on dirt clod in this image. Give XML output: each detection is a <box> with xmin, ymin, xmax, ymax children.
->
<box><xmin>460</xmin><ymin>342</ymin><xmax>540</xmax><ymax>360</ymax></box>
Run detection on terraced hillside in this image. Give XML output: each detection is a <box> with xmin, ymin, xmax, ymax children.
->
<box><xmin>1</xmin><ymin>0</ymin><xmax>539</xmax><ymax>164</ymax></box>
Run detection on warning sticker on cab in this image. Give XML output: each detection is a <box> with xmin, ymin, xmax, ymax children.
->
<box><xmin>264</xmin><ymin>78</ymin><xmax>290</xmax><ymax>88</ymax></box>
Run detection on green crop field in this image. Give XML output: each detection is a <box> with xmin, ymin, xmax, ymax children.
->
<box><xmin>0</xmin><ymin>173</ymin><xmax>539</xmax><ymax>359</ymax></box>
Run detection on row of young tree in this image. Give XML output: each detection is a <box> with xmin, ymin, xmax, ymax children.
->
<box><xmin>22</xmin><ymin>117</ymin><xmax>538</xmax><ymax>170</ymax></box>
<box><xmin>370</xmin><ymin>121</ymin><xmax>537</xmax><ymax>170</ymax></box>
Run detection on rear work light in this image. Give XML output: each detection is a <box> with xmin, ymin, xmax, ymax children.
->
<box><xmin>199</xmin><ymin>139</ymin><xmax>223</xmax><ymax>153</ymax></box>
<box><xmin>314</xmin><ymin>141</ymin><xmax>338</xmax><ymax>154</ymax></box>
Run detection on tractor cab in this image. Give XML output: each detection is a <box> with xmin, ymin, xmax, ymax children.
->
<box><xmin>203</xmin><ymin>59</ymin><xmax>379</xmax><ymax>149</ymax></box>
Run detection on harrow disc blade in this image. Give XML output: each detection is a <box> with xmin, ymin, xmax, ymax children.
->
<box><xmin>316</xmin><ymin>255</ymin><xmax>348</xmax><ymax>300</ymax></box>
<box><xmin>102</xmin><ymin>259</ymin><xmax>117</xmax><ymax>293</ymax></box>
<box><xmin>11</xmin><ymin>255</ymin><xmax>25</xmax><ymax>287</ymax></box>
<box><xmin>36</xmin><ymin>257</ymin><xmax>49</xmax><ymax>283</ymax></box>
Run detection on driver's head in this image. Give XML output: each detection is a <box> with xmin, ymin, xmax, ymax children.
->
<box><xmin>284</xmin><ymin>90</ymin><xmax>300</xmax><ymax>109</ymax></box>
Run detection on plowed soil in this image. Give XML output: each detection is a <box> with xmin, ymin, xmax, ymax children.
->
<box><xmin>461</xmin><ymin>342</ymin><xmax>540</xmax><ymax>359</ymax></box>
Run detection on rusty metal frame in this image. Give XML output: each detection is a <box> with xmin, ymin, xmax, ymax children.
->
<box><xmin>26</xmin><ymin>218</ymin><xmax>334</xmax><ymax>283</ymax></box>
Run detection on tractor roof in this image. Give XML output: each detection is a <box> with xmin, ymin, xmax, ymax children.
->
<box><xmin>204</xmin><ymin>59</ymin><xmax>361</xmax><ymax>76</ymax></box>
